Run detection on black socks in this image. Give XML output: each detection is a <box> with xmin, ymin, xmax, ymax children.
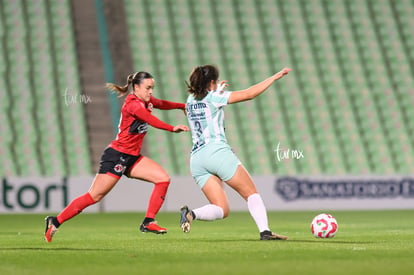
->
<box><xmin>142</xmin><ymin>217</ymin><xmax>155</xmax><ymax>225</ymax></box>
<box><xmin>52</xmin><ymin>217</ymin><xmax>61</xmax><ymax>228</ymax></box>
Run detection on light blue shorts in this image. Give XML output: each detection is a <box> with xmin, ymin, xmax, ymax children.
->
<box><xmin>190</xmin><ymin>142</ymin><xmax>241</xmax><ymax>188</ymax></box>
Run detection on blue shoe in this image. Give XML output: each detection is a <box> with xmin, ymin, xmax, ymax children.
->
<box><xmin>180</xmin><ymin>206</ymin><xmax>193</xmax><ymax>233</ymax></box>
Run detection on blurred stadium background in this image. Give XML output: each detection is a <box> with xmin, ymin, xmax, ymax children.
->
<box><xmin>1</xmin><ymin>0</ymin><xmax>413</xmax><ymax>212</ymax></box>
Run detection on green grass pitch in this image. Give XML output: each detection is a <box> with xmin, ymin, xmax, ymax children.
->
<box><xmin>1</xmin><ymin>210</ymin><xmax>414</xmax><ymax>275</ymax></box>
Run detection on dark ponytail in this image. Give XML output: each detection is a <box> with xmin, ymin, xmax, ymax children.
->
<box><xmin>186</xmin><ymin>65</ymin><xmax>219</xmax><ymax>100</ymax></box>
<box><xmin>106</xmin><ymin>71</ymin><xmax>154</xmax><ymax>97</ymax></box>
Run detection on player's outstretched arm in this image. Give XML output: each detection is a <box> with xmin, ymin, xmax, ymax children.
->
<box><xmin>228</xmin><ymin>67</ymin><xmax>291</xmax><ymax>104</ymax></box>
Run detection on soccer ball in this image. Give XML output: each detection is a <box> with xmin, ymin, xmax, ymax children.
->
<box><xmin>310</xmin><ymin>213</ymin><xmax>338</xmax><ymax>238</ymax></box>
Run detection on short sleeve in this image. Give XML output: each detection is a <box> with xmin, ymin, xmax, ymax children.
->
<box><xmin>209</xmin><ymin>91</ymin><xmax>231</xmax><ymax>108</ymax></box>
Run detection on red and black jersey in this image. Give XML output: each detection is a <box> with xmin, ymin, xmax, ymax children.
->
<box><xmin>109</xmin><ymin>94</ymin><xmax>185</xmax><ymax>156</ymax></box>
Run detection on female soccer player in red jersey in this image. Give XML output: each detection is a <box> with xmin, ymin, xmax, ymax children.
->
<box><xmin>44</xmin><ymin>72</ymin><xmax>189</xmax><ymax>242</ymax></box>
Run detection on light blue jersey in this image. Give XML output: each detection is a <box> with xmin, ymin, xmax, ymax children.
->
<box><xmin>186</xmin><ymin>90</ymin><xmax>231</xmax><ymax>153</ymax></box>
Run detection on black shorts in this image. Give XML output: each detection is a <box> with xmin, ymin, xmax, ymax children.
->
<box><xmin>98</xmin><ymin>147</ymin><xmax>143</xmax><ymax>179</ymax></box>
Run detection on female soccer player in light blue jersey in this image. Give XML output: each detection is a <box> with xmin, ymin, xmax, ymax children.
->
<box><xmin>180</xmin><ymin>65</ymin><xmax>291</xmax><ymax>240</ymax></box>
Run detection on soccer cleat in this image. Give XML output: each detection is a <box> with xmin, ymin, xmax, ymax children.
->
<box><xmin>140</xmin><ymin>221</ymin><xmax>167</xmax><ymax>234</ymax></box>
<box><xmin>44</xmin><ymin>216</ymin><xmax>58</xmax><ymax>243</ymax></box>
<box><xmin>180</xmin><ymin>205</ymin><xmax>193</xmax><ymax>233</ymax></box>
<box><xmin>260</xmin><ymin>230</ymin><xmax>289</xmax><ymax>241</ymax></box>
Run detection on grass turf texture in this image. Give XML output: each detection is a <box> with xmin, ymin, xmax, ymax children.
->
<box><xmin>1</xmin><ymin>210</ymin><xmax>414</xmax><ymax>275</ymax></box>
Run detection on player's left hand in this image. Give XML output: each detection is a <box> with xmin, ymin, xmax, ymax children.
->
<box><xmin>217</xmin><ymin>80</ymin><xmax>229</xmax><ymax>92</ymax></box>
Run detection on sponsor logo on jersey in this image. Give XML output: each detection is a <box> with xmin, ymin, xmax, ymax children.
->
<box><xmin>129</xmin><ymin>120</ymin><xmax>149</xmax><ymax>134</ymax></box>
<box><xmin>186</xmin><ymin>102</ymin><xmax>207</xmax><ymax>112</ymax></box>
<box><xmin>147</xmin><ymin>103</ymin><xmax>153</xmax><ymax>112</ymax></box>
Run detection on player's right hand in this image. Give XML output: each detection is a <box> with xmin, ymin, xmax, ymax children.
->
<box><xmin>173</xmin><ymin>125</ymin><xmax>190</xmax><ymax>133</ymax></box>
